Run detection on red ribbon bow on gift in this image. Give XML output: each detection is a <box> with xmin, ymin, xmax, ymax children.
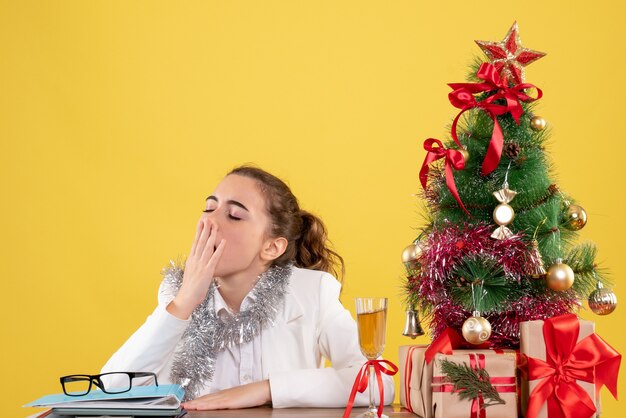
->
<box><xmin>343</xmin><ymin>359</ymin><xmax>398</xmax><ymax>418</ymax></box>
<box><xmin>448</xmin><ymin>62</ymin><xmax>542</xmax><ymax>176</ymax></box>
<box><xmin>419</xmin><ymin>138</ymin><xmax>468</xmax><ymax>215</ymax></box>
<box><xmin>525</xmin><ymin>314</ymin><xmax>622</xmax><ymax>418</ymax></box>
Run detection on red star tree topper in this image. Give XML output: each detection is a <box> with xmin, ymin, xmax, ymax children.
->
<box><xmin>475</xmin><ymin>21</ymin><xmax>546</xmax><ymax>84</ymax></box>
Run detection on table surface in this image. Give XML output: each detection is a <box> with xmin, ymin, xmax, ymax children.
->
<box><xmin>186</xmin><ymin>405</ymin><xmax>413</xmax><ymax>417</ymax></box>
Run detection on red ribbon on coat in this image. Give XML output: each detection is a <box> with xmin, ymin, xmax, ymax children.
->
<box><xmin>419</xmin><ymin>138</ymin><xmax>468</xmax><ymax>215</ymax></box>
<box><xmin>525</xmin><ymin>314</ymin><xmax>622</xmax><ymax>418</ymax></box>
<box><xmin>343</xmin><ymin>359</ymin><xmax>398</xmax><ymax>418</ymax></box>
<box><xmin>448</xmin><ymin>62</ymin><xmax>542</xmax><ymax>176</ymax></box>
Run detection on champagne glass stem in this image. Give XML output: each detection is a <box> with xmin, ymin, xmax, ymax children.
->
<box><xmin>368</xmin><ymin>364</ymin><xmax>376</xmax><ymax>413</ymax></box>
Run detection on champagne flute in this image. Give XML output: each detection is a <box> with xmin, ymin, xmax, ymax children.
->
<box><xmin>355</xmin><ymin>297</ymin><xmax>388</xmax><ymax>418</ymax></box>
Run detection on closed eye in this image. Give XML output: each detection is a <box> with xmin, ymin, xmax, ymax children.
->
<box><xmin>228</xmin><ymin>214</ymin><xmax>242</xmax><ymax>221</ymax></box>
<box><xmin>203</xmin><ymin>209</ymin><xmax>214</xmax><ymax>213</ymax></box>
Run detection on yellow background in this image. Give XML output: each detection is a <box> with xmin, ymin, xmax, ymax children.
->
<box><xmin>1</xmin><ymin>1</ymin><xmax>624</xmax><ymax>417</ymax></box>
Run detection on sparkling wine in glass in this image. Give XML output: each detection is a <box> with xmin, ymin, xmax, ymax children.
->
<box><xmin>355</xmin><ymin>297</ymin><xmax>388</xmax><ymax>418</ymax></box>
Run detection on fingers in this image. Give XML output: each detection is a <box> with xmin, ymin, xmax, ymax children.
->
<box><xmin>182</xmin><ymin>381</ymin><xmax>269</xmax><ymax>411</ymax></box>
<box><xmin>182</xmin><ymin>395</ymin><xmax>223</xmax><ymax>411</ymax></box>
<box><xmin>201</xmin><ymin>224</ymin><xmax>218</xmax><ymax>261</ymax></box>
<box><xmin>192</xmin><ymin>218</ymin><xmax>213</xmax><ymax>258</ymax></box>
<box><xmin>189</xmin><ymin>219</ymin><xmax>204</xmax><ymax>257</ymax></box>
<box><xmin>207</xmin><ymin>239</ymin><xmax>226</xmax><ymax>270</ymax></box>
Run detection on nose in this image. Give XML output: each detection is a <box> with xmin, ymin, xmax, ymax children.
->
<box><xmin>201</xmin><ymin>210</ymin><xmax>220</xmax><ymax>228</ymax></box>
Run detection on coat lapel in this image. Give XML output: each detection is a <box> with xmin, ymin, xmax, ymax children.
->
<box><xmin>261</xmin><ymin>287</ymin><xmax>305</xmax><ymax>377</ymax></box>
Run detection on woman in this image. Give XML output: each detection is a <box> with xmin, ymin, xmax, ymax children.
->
<box><xmin>101</xmin><ymin>165</ymin><xmax>395</xmax><ymax>410</ymax></box>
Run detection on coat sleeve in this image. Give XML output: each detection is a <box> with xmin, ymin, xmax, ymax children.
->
<box><xmin>100</xmin><ymin>281</ymin><xmax>190</xmax><ymax>388</ymax></box>
<box><xmin>268</xmin><ymin>273</ymin><xmax>395</xmax><ymax>408</ymax></box>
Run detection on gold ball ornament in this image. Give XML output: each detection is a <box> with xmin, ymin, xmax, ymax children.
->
<box><xmin>530</xmin><ymin>116</ymin><xmax>547</xmax><ymax>131</ymax></box>
<box><xmin>459</xmin><ymin>149</ymin><xmax>470</xmax><ymax>164</ymax></box>
<box><xmin>565</xmin><ymin>204</ymin><xmax>587</xmax><ymax>231</ymax></box>
<box><xmin>461</xmin><ymin>312</ymin><xmax>492</xmax><ymax>345</ymax></box>
<box><xmin>546</xmin><ymin>259</ymin><xmax>575</xmax><ymax>291</ymax></box>
<box><xmin>588</xmin><ymin>282</ymin><xmax>617</xmax><ymax>315</ymax></box>
<box><xmin>402</xmin><ymin>243</ymin><xmax>423</xmax><ymax>270</ymax></box>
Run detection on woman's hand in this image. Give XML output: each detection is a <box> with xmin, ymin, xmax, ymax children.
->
<box><xmin>182</xmin><ymin>380</ymin><xmax>272</xmax><ymax>410</ymax></box>
<box><xmin>167</xmin><ymin>217</ymin><xmax>226</xmax><ymax>319</ymax></box>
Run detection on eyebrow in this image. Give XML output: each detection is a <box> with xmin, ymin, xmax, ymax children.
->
<box><xmin>205</xmin><ymin>196</ymin><xmax>249</xmax><ymax>211</ymax></box>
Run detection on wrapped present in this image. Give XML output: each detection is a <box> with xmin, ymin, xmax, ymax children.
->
<box><xmin>520</xmin><ymin>314</ymin><xmax>621</xmax><ymax>418</ymax></box>
<box><xmin>400</xmin><ymin>338</ymin><xmax>519</xmax><ymax>417</ymax></box>
<box><xmin>432</xmin><ymin>352</ymin><xmax>517</xmax><ymax>418</ymax></box>
<box><xmin>399</xmin><ymin>344</ymin><xmax>432</xmax><ymax>417</ymax></box>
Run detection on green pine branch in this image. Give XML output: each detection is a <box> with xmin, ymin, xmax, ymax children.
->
<box><xmin>449</xmin><ymin>255</ymin><xmax>521</xmax><ymax>313</ymax></box>
<box><xmin>439</xmin><ymin>359</ymin><xmax>506</xmax><ymax>408</ymax></box>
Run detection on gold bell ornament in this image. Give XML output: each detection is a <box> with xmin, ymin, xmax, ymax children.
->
<box><xmin>546</xmin><ymin>258</ymin><xmax>575</xmax><ymax>291</ymax></box>
<box><xmin>462</xmin><ymin>311</ymin><xmax>492</xmax><ymax>345</ymax></box>
<box><xmin>402</xmin><ymin>305</ymin><xmax>425</xmax><ymax>339</ymax></box>
<box><xmin>588</xmin><ymin>281</ymin><xmax>617</xmax><ymax>315</ymax></box>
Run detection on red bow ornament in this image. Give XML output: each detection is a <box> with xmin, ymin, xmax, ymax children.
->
<box><xmin>419</xmin><ymin>138</ymin><xmax>468</xmax><ymax>215</ymax></box>
<box><xmin>343</xmin><ymin>359</ymin><xmax>398</xmax><ymax>418</ymax></box>
<box><xmin>525</xmin><ymin>314</ymin><xmax>621</xmax><ymax>418</ymax></box>
<box><xmin>448</xmin><ymin>62</ymin><xmax>542</xmax><ymax>175</ymax></box>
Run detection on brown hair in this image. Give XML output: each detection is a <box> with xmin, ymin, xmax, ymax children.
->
<box><xmin>228</xmin><ymin>165</ymin><xmax>345</xmax><ymax>281</ymax></box>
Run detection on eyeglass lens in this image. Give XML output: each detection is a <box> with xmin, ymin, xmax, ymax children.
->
<box><xmin>98</xmin><ymin>373</ymin><xmax>132</xmax><ymax>393</ymax></box>
<box><xmin>62</xmin><ymin>375</ymin><xmax>92</xmax><ymax>396</ymax></box>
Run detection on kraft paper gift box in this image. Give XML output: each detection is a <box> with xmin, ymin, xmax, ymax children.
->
<box><xmin>399</xmin><ymin>345</ymin><xmax>518</xmax><ymax>418</ymax></box>
<box><xmin>399</xmin><ymin>345</ymin><xmax>432</xmax><ymax>417</ymax></box>
<box><xmin>431</xmin><ymin>352</ymin><xmax>517</xmax><ymax>418</ymax></box>
<box><xmin>520</xmin><ymin>316</ymin><xmax>602</xmax><ymax>418</ymax></box>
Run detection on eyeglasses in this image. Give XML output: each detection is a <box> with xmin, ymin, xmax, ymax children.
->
<box><xmin>60</xmin><ymin>372</ymin><xmax>158</xmax><ymax>396</ymax></box>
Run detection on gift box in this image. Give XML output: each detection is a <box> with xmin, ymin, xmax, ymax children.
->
<box><xmin>399</xmin><ymin>345</ymin><xmax>432</xmax><ymax>417</ymax></box>
<box><xmin>432</xmin><ymin>352</ymin><xmax>517</xmax><ymax>418</ymax></box>
<box><xmin>520</xmin><ymin>314</ymin><xmax>621</xmax><ymax>418</ymax></box>
<box><xmin>399</xmin><ymin>344</ymin><xmax>519</xmax><ymax>418</ymax></box>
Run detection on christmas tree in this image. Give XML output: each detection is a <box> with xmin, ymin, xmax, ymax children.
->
<box><xmin>403</xmin><ymin>22</ymin><xmax>617</xmax><ymax>348</ymax></box>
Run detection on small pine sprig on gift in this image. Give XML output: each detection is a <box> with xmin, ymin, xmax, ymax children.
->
<box><xmin>439</xmin><ymin>359</ymin><xmax>506</xmax><ymax>409</ymax></box>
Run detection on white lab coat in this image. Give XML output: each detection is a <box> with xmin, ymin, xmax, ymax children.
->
<box><xmin>101</xmin><ymin>267</ymin><xmax>395</xmax><ymax>408</ymax></box>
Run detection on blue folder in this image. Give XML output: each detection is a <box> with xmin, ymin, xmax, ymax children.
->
<box><xmin>25</xmin><ymin>384</ymin><xmax>184</xmax><ymax>410</ymax></box>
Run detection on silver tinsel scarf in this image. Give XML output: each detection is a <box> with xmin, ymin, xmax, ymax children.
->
<box><xmin>160</xmin><ymin>259</ymin><xmax>293</xmax><ymax>401</ymax></box>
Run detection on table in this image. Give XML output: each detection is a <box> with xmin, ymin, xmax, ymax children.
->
<box><xmin>186</xmin><ymin>405</ymin><xmax>413</xmax><ymax>417</ymax></box>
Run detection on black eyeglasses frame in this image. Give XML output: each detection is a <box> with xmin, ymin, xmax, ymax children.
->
<box><xmin>59</xmin><ymin>371</ymin><xmax>158</xmax><ymax>396</ymax></box>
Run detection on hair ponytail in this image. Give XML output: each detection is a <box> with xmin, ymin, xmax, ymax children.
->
<box><xmin>295</xmin><ymin>210</ymin><xmax>345</xmax><ymax>281</ymax></box>
<box><xmin>228</xmin><ymin>165</ymin><xmax>345</xmax><ymax>281</ymax></box>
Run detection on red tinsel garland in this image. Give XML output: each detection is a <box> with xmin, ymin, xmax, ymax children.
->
<box><xmin>408</xmin><ymin>223</ymin><xmax>576</xmax><ymax>347</ymax></box>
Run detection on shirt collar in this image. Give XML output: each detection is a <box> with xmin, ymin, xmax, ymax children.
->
<box><xmin>214</xmin><ymin>287</ymin><xmax>257</xmax><ymax>317</ymax></box>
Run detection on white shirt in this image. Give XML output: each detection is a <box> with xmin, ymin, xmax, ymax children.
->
<box><xmin>209</xmin><ymin>288</ymin><xmax>262</xmax><ymax>394</ymax></box>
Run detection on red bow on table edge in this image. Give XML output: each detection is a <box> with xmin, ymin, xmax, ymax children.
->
<box><xmin>525</xmin><ymin>313</ymin><xmax>621</xmax><ymax>418</ymax></box>
<box><xmin>419</xmin><ymin>138</ymin><xmax>469</xmax><ymax>216</ymax></box>
<box><xmin>448</xmin><ymin>62</ymin><xmax>542</xmax><ymax>176</ymax></box>
<box><xmin>343</xmin><ymin>359</ymin><xmax>398</xmax><ymax>418</ymax></box>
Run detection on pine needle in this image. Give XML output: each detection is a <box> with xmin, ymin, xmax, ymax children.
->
<box><xmin>439</xmin><ymin>359</ymin><xmax>506</xmax><ymax>408</ymax></box>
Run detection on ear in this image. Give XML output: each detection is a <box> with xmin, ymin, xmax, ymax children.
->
<box><xmin>260</xmin><ymin>237</ymin><xmax>288</xmax><ymax>262</ymax></box>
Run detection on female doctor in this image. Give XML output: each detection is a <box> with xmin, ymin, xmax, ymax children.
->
<box><xmin>101</xmin><ymin>165</ymin><xmax>395</xmax><ymax>410</ymax></box>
